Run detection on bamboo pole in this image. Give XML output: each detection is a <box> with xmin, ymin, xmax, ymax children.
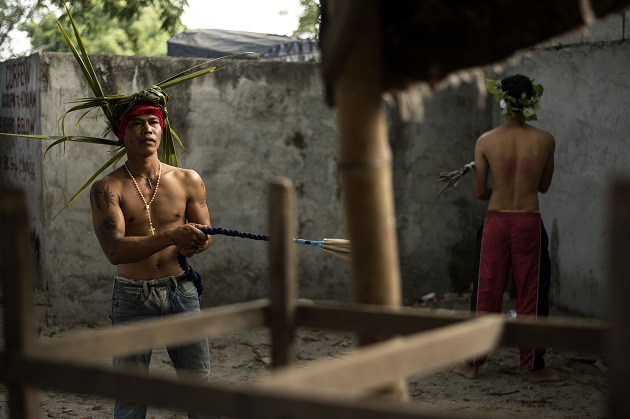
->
<box><xmin>329</xmin><ymin>0</ymin><xmax>406</xmax><ymax>399</ymax></box>
<box><xmin>1</xmin><ymin>188</ymin><xmax>41</xmax><ymax>418</ymax></box>
<box><xmin>268</xmin><ymin>178</ymin><xmax>298</xmax><ymax>368</ymax></box>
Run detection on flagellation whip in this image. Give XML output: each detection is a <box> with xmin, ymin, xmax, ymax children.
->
<box><xmin>178</xmin><ymin>227</ymin><xmax>351</xmax><ymax>298</ymax></box>
<box><xmin>197</xmin><ymin>227</ymin><xmax>351</xmax><ymax>261</ymax></box>
<box><xmin>435</xmin><ymin>161</ymin><xmax>474</xmax><ymax>196</ymax></box>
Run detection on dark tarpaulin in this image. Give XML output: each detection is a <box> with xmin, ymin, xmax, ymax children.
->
<box><xmin>167</xmin><ymin>28</ymin><xmax>318</xmax><ymax>62</ymax></box>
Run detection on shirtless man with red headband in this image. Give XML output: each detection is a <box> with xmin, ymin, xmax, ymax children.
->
<box><xmin>90</xmin><ymin>103</ymin><xmax>212</xmax><ymax>418</ymax></box>
<box><xmin>452</xmin><ymin>74</ymin><xmax>563</xmax><ymax>384</ymax></box>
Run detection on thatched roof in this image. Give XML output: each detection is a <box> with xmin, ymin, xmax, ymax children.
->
<box><xmin>320</xmin><ymin>0</ymin><xmax>630</xmax><ymax>105</ymax></box>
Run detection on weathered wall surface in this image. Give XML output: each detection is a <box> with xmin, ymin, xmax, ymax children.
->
<box><xmin>389</xmin><ymin>78</ymin><xmax>490</xmax><ymax>297</ymax></box>
<box><xmin>1</xmin><ymin>10</ymin><xmax>627</xmax><ymax>324</ymax></box>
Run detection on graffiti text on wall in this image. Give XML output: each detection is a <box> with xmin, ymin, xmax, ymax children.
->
<box><xmin>2</xmin><ymin>153</ymin><xmax>36</xmax><ymax>181</ymax></box>
<box><xmin>5</xmin><ymin>59</ymin><xmax>31</xmax><ymax>89</ymax></box>
<box><xmin>1</xmin><ymin>58</ymin><xmax>37</xmax><ymax>136</ymax></box>
<box><xmin>1</xmin><ymin>116</ymin><xmax>36</xmax><ymax>134</ymax></box>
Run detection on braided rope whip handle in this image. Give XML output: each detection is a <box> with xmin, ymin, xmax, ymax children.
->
<box><xmin>200</xmin><ymin>227</ymin><xmax>269</xmax><ymax>241</ymax></box>
<box><xmin>177</xmin><ymin>227</ymin><xmax>269</xmax><ymax>299</ymax></box>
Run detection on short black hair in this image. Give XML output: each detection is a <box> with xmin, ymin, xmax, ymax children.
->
<box><xmin>501</xmin><ymin>74</ymin><xmax>534</xmax><ymax>101</ymax></box>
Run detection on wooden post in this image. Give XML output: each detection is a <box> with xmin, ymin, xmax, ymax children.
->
<box><xmin>268</xmin><ymin>178</ymin><xmax>298</xmax><ymax>368</ymax></box>
<box><xmin>608</xmin><ymin>178</ymin><xmax>630</xmax><ymax>418</ymax></box>
<box><xmin>329</xmin><ymin>0</ymin><xmax>406</xmax><ymax>399</ymax></box>
<box><xmin>0</xmin><ymin>188</ymin><xmax>41</xmax><ymax>418</ymax></box>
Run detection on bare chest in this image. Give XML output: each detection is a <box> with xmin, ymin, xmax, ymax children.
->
<box><xmin>121</xmin><ymin>180</ymin><xmax>188</xmax><ymax>235</ymax></box>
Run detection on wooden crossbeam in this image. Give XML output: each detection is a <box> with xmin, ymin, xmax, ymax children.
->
<box><xmin>297</xmin><ymin>303</ymin><xmax>608</xmax><ymax>353</ymax></box>
<box><xmin>10</xmin><ymin>354</ymin><xmax>465</xmax><ymax>419</ymax></box>
<box><xmin>501</xmin><ymin>315</ymin><xmax>607</xmax><ymax>353</ymax></box>
<box><xmin>259</xmin><ymin>315</ymin><xmax>503</xmax><ymax>398</ymax></box>
<box><xmin>32</xmin><ymin>300</ymin><xmax>269</xmax><ymax>362</ymax></box>
<box><xmin>297</xmin><ymin>302</ymin><xmax>472</xmax><ymax>335</ymax></box>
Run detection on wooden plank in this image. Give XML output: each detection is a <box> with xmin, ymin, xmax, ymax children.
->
<box><xmin>268</xmin><ymin>178</ymin><xmax>298</xmax><ymax>368</ymax></box>
<box><xmin>14</xmin><ymin>354</ymin><xmax>465</xmax><ymax>419</ymax></box>
<box><xmin>0</xmin><ymin>188</ymin><xmax>41</xmax><ymax>418</ymax></box>
<box><xmin>297</xmin><ymin>302</ymin><xmax>472</xmax><ymax>336</ymax></box>
<box><xmin>608</xmin><ymin>178</ymin><xmax>630</xmax><ymax>418</ymax></box>
<box><xmin>296</xmin><ymin>303</ymin><xmax>608</xmax><ymax>353</ymax></box>
<box><xmin>501</xmin><ymin>315</ymin><xmax>607</xmax><ymax>353</ymax></box>
<box><xmin>260</xmin><ymin>315</ymin><xmax>503</xmax><ymax>398</ymax></box>
<box><xmin>32</xmin><ymin>300</ymin><xmax>269</xmax><ymax>361</ymax></box>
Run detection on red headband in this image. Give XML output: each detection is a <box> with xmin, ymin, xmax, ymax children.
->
<box><xmin>117</xmin><ymin>104</ymin><xmax>164</xmax><ymax>140</ymax></box>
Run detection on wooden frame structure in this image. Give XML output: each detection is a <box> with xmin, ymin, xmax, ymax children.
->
<box><xmin>3</xmin><ymin>3</ymin><xmax>630</xmax><ymax>416</ymax></box>
<box><xmin>0</xmin><ymin>182</ymin><xmax>616</xmax><ymax>419</ymax></box>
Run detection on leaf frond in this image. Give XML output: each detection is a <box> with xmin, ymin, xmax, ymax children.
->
<box><xmin>53</xmin><ymin>148</ymin><xmax>127</xmax><ymax>220</ymax></box>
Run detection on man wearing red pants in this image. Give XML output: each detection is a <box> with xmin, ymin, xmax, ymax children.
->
<box><xmin>452</xmin><ymin>74</ymin><xmax>563</xmax><ymax>383</ymax></box>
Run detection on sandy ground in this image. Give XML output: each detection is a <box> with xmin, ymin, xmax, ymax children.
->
<box><xmin>0</xmin><ymin>295</ymin><xmax>609</xmax><ymax>419</ymax></box>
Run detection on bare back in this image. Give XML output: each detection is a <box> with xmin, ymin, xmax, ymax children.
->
<box><xmin>474</xmin><ymin>119</ymin><xmax>555</xmax><ymax>211</ymax></box>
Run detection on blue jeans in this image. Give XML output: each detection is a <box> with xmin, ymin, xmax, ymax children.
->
<box><xmin>111</xmin><ymin>271</ymin><xmax>211</xmax><ymax>419</ymax></box>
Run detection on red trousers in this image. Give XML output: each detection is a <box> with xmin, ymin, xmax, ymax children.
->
<box><xmin>471</xmin><ymin>211</ymin><xmax>549</xmax><ymax>370</ymax></box>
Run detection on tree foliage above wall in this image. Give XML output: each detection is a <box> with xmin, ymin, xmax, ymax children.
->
<box><xmin>292</xmin><ymin>0</ymin><xmax>320</xmax><ymax>40</ymax></box>
<box><xmin>21</xmin><ymin>3</ymin><xmax>184</xmax><ymax>56</ymax></box>
<box><xmin>1</xmin><ymin>0</ymin><xmax>187</xmax><ymax>57</ymax></box>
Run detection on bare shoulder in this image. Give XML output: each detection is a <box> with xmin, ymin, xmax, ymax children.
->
<box><xmin>476</xmin><ymin>126</ymin><xmax>501</xmax><ymax>148</ymax></box>
<box><xmin>92</xmin><ymin>167</ymin><xmax>126</xmax><ymax>192</ymax></box>
<box><xmin>162</xmin><ymin>165</ymin><xmax>204</xmax><ymax>195</ymax></box>
<box><xmin>531</xmin><ymin>125</ymin><xmax>556</xmax><ymax>148</ymax></box>
<box><xmin>164</xmin><ymin>164</ymin><xmax>201</xmax><ymax>182</ymax></box>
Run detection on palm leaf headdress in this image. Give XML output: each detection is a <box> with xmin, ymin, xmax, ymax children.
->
<box><xmin>3</xmin><ymin>2</ymin><xmax>256</xmax><ymax>218</ymax></box>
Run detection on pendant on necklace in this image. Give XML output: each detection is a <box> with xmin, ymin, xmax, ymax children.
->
<box><xmin>146</xmin><ymin>178</ymin><xmax>153</xmax><ymax>189</ymax></box>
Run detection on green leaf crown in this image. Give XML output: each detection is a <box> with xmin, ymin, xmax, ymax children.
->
<box><xmin>486</xmin><ymin>78</ymin><xmax>544</xmax><ymax>121</ymax></box>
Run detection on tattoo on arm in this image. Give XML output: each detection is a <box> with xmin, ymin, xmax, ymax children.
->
<box><xmin>97</xmin><ymin>216</ymin><xmax>122</xmax><ymax>256</ymax></box>
<box><xmin>91</xmin><ymin>185</ymin><xmax>115</xmax><ymax>212</ymax></box>
<box><xmin>200</xmin><ymin>180</ymin><xmax>207</xmax><ymax>208</ymax></box>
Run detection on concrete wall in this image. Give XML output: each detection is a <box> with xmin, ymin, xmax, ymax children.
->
<box><xmin>389</xmin><ymin>78</ymin><xmax>490</xmax><ymax>297</ymax></box>
<box><xmin>0</xmin><ymin>56</ymin><xmax>44</xmax><ymax>292</ymax></box>
<box><xmin>1</xmin><ymin>10</ymin><xmax>627</xmax><ymax>324</ymax></box>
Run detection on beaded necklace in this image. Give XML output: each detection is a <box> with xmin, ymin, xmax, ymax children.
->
<box><xmin>125</xmin><ymin>165</ymin><xmax>157</xmax><ymax>189</ymax></box>
<box><xmin>125</xmin><ymin>161</ymin><xmax>161</xmax><ymax>235</ymax></box>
